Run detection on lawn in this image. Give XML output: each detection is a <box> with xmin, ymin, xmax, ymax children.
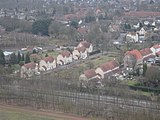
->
<box><xmin>90</xmin><ymin>54</ymin><xmax>117</xmax><ymax>68</ymax></box>
<box><xmin>41</xmin><ymin>51</ymin><xmax>60</xmax><ymax>58</ymax></box>
<box><xmin>0</xmin><ymin>107</ymin><xmax>66</xmax><ymax>120</ymax></box>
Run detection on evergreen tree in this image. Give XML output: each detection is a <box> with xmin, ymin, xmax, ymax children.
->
<box><xmin>32</xmin><ymin>49</ymin><xmax>37</xmax><ymax>54</ymax></box>
<box><xmin>21</xmin><ymin>53</ymin><xmax>25</xmax><ymax>61</ymax></box>
<box><xmin>25</xmin><ymin>53</ymin><xmax>30</xmax><ymax>63</ymax></box>
<box><xmin>143</xmin><ymin>63</ymin><xmax>147</xmax><ymax>76</ymax></box>
<box><xmin>17</xmin><ymin>52</ymin><xmax>21</xmax><ymax>63</ymax></box>
<box><xmin>0</xmin><ymin>50</ymin><xmax>5</xmax><ymax>65</ymax></box>
<box><xmin>10</xmin><ymin>53</ymin><xmax>18</xmax><ymax>64</ymax></box>
<box><xmin>45</xmin><ymin>53</ymin><xmax>48</xmax><ymax>57</ymax></box>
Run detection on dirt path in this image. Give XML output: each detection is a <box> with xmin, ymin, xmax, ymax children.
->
<box><xmin>0</xmin><ymin>104</ymin><xmax>89</xmax><ymax>120</ymax></box>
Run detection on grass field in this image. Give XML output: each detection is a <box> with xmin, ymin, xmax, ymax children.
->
<box><xmin>0</xmin><ymin>107</ymin><xmax>66</xmax><ymax>120</ymax></box>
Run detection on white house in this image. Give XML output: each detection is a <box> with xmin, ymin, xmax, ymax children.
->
<box><xmin>72</xmin><ymin>46</ymin><xmax>87</xmax><ymax>60</ymax></box>
<box><xmin>133</xmin><ymin>23</ymin><xmax>140</xmax><ymax>29</ymax></box>
<box><xmin>150</xmin><ymin>44</ymin><xmax>160</xmax><ymax>56</ymax></box>
<box><xmin>3</xmin><ymin>51</ymin><xmax>13</xmax><ymax>63</ymax></box>
<box><xmin>77</xmin><ymin>41</ymin><xmax>93</xmax><ymax>53</ymax></box>
<box><xmin>57</xmin><ymin>50</ymin><xmax>72</xmax><ymax>65</ymax></box>
<box><xmin>95</xmin><ymin>60</ymin><xmax>120</xmax><ymax>79</ymax></box>
<box><xmin>138</xmin><ymin>27</ymin><xmax>146</xmax><ymax>39</ymax></box>
<box><xmin>126</xmin><ymin>32</ymin><xmax>139</xmax><ymax>42</ymax></box>
<box><xmin>21</xmin><ymin>62</ymin><xmax>39</xmax><ymax>78</ymax></box>
<box><xmin>39</xmin><ymin>56</ymin><xmax>56</xmax><ymax>71</ymax></box>
<box><xmin>144</xmin><ymin>21</ymin><xmax>150</xmax><ymax>26</ymax></box>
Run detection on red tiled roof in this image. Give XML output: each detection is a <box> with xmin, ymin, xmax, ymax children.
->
<box><xmin>61</xmin><ymin>50</ymin><xmax>71</xmax><ymax>57</ymax></box>
<box><xmin>143</xmin><ymin>55</ymin><xmax>155</xmax><ymax>61</ymax></box>
<box><xmin>30</xmin><ymin>54</ymin><xmax>40</xmax><ymax>59</ymax></box>
<box><xmin>124</xmin><ymin>11</ymin><xmax>160</xmax><ymax>18</ymax></box>
<box><xmin>43</xmin><ymin>56</ymin><xmax>54</xmax><ymax>63</ymax></box>
<box><xmin>140</xmin><ymin>48</ymin><xmax>152</xmax><ymax>57</ymax></box>
<box><xmin>126</xmin><ymin>50</ymin><xmax>143</xmax><ymax>60</ymax></box>
<box><xmin>80</xmin><ymin>41</ymin><xmax>91</xmax><ymax>48</ymax></box>
<box><xmin>100</xmin><ymin>60</ymin><xmax>119</xmax><ymax>72</ymax></box>
<box><xmin>76</xmin><ymin>46</ymin><xmax>86</xmax><ymax>53</ymax></box>
<box><xmin>152</xmin><ymin>44</ymin><xmax>160</xmax><ymax>49</ymax></box>
<box><xmin>24</xmin><ymin>62</ymin><xmax>36</xmax><ymax>69</ymax></box>
<box><xmin>77</xmin><ymin>27</ymin><xmax>88</xmax><ymax>34</ymax></box>
<box><xmin>156</xmin><ymin>51</ymin><xmax>160</xmax><ymax>55</ymax></box>
<box><xmin>130</xmin><ymin>32</ymin><xmax>137</xmax><ymax>36</ymax></box>
<box><xmin>84</xmin><ymin>69</ymin><xmax>97</xmax><ymax>79</ymax></box>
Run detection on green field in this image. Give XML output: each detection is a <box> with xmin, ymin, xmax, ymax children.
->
<box><xmin>0</xmin><ymin>107</ymin><xmax>66</xmax><ymax>120</ymax></box>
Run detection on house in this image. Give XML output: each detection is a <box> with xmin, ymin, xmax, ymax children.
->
<box><xmin>137</xmin><ymin>27</ymin><xmax>147</xmax><ymax>39</ymax></box>
<box><xmin>126</xmin><ymin>32</ymin><xmax>139</xmax><ymax>42</ymax></box>
<box><xmin>150</xmin><ymin>44</ymin><xmax>160</xmax><ymax>56</ymax></box>
<box><xmin>124</xmin><ymin>50</ymin><xmax>143</xmax><ymax>69</ymax></box>
<box><xmin>0</xmin><ymin>25</ymin><xmax>5</xmax><ymax>35</ymax></box>
<box><xmin>57</xmin><ymin>50</ymin><xmax>72</xmax><ymax>65</ymax></box>
<box><xmin>79</xmin><ymin>69</ymin><xmax>101</xmax><ymax>87</ymax></box>
<box><xmin>109</xmin><ymin>24</ymin><xmax>120</xmax><ymax>32</ymax></box>
<box><xmin>72</xmin><ymin>46</ymin><xmax>87</xmax><ymax>60</ymax></box>
<box><xmin>95</xmin><ymin>60</ymin><xmax>120</xmax><ymax>79</ymax></box>
<box><xmin>77</xmin><ymin>41</ymin><xmax>93</xmax><ymax>53</ymax></box>
<box><xmin>3</xmin><ymin>51</ymin><xmax>13</xmax><ymax>63</ymax></box>
<box><xmin>39</xmin><ymin>56</ymin><xmax>56</xmax><ymax>71</ymax></box>
<box><xmin>21</xmin><ymin>62</ymin><xmax>39</xmax><ymax>78</ymax></box>
<box><xmin>140</xmin><ymin>48</ymin><xmax>155</xmax><ymax>62</ymax></box>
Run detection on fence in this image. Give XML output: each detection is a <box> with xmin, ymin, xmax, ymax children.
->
<box><xmin>0</xmin><ymin>84</ymin><xmax>160</xmax><ymax>119</ymax></box>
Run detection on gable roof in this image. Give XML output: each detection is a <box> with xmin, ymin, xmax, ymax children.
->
<box><xmin>124</xmin><ymin>11</ymin><xmax>160</xmax><ymax>18</ymax></box>
<box><xmin>61</xmin><ymin>50</ymin><xmax>71</xmax><ymax>57</ymax></box>
<box><xmin>126</xmin><ymin>50</ymin><xmax>143</xmax><ymax>60</ymax></box>
<box><xmin>77</xmin><ymin>27</ymin><xmax>88</xmax><ymax>34</ymax></box>
<box><xmin>100</xmin><ymin>60</ymin><xmax>119</xmax><ymax>72</ymax></box>
<box><xmin>84</xmin><ymin>69</ymin><xmax>97</xmax><ymax>79</ymax></box>
<box><xmin>152</xmin><ymin>44</ymin><xmax>160</xmax><ymax>49</ymax></box>
<box><xmin>140</xmin><ymin>48</ymin><xmax>152</xmax><ymax>57</ymax></box>
<box><xmin>79</xmin><ymin>41</ymin><xmax>91</xmax><ymax>48</ymax></box>
<box><xmin>24</xmin><ymin>62</ymin><xmax>36</xmax><ymax>69</ymax></box>
<box><xmin>76</xmin><ymin>46</ymin><xmax>86</xmax><ymax>53</ymax></box>
<box><xmin>42</xmin><ymin>56</ymin><xmax>54</xmax><ymax>63</ymax></box>
<box><xmin>128</xmin><ymin>32</ymin><xmax>137</xmax><ymax>36</ymax></box>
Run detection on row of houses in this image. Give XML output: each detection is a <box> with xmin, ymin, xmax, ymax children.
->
<box><xmin>79</xmin><ymin>59</ymin><xmax>121</xmax><ymax>87</ymax></box>
<box><xmin>80</xmin><ymin>44</ymin><xmax>160</xmax><ymax>86</ymax></box>
<box><xmin>21</xmin><ymin>41</ymin><xmax>93</xmax><ymax>78</ymax></box>
<box><xmin>124</xmin><ymin>44</ymin><xmax>160</xmax><ymax>69</ymax></box>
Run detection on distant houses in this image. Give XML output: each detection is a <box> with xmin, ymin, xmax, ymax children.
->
<box><xmin>79</xmin><ymin>59</ymin><xmax>121</xmax><ymax>85</ymax></box>
<box><xmin>20</xmin><ymin>40</ymin><xmax>93</xmax><ymax>78</ymax></box>
<box><xmin>126</xmin><ymin>32</ymin><xmax>139</xmax><ymax>42</ymax></box>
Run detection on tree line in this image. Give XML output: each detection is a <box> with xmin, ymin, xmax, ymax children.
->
<box><xmin>0</xmin><ymin>49</ymin><xmax>31</xmax><ymax>66</ymax></box>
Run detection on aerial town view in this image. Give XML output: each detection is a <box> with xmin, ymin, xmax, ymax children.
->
<box><xmin>0</xmin><ymin>0</ymin><xmax>160</xmax><ymax>119</ymax></box>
